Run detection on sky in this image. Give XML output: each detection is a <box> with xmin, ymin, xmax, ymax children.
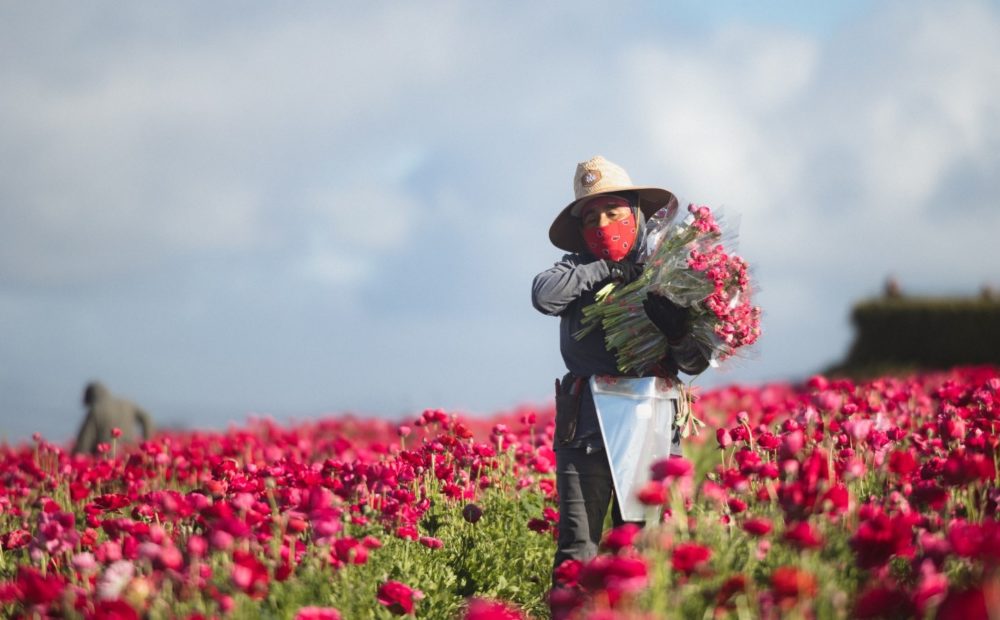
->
<box><xmin>2</xmin><ymin>0</ymin><xmax>999</xmax><ymax>443</ymax></box>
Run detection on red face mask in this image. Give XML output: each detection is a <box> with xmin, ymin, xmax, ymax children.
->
<box><xmin>582</xmin><ymin>212</ymin><xmax>638</xmax><ymax>262</ymax></box>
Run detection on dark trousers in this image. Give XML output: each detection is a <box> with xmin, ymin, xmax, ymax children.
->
<box><xmin>553</xmin><ymin>446</ymin><xmax>635</xmax><ymax>577</ymax></box>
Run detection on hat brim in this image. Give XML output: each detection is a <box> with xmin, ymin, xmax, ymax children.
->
<box><xmin>548</xmin><ymin>186</ymin><xmax>678</xmax><ymax>253</ymax></box>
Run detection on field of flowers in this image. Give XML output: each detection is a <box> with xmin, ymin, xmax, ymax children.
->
<box><xmin>2</xmin><ymin>366</ymin><xmax>999</xmax><ymax>619</ymax></box>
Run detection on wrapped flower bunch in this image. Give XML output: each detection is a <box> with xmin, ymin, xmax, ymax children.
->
<box><xmin>576</xmin><ymin>203</ymin><xmax>761</xmax><ymax>375</ymax></box>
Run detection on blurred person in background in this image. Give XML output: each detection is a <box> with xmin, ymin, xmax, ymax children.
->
<box><xmin>532</xmin><ymin>156</ymin><xmax>709</xmax><ymax>581</ymax></box>
<box><xmin>73</xmin><ymin>381</ymin><xmax>154</xmax><ymax>454</ymax></box>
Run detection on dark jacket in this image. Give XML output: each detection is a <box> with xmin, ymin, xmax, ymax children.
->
<box><xmin>532</xmin><ymin>242</ymin><xmax>709</xmax><ymax>448</ymax></box>
<box><xmin>73</xmin><ymin>382</ymin><xmax>154</xmax><ymax>454</ymax></box>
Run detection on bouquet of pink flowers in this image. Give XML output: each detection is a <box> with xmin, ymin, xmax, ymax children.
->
<box><xmin>576</xmin><ymin>203</ymin><xmax>761</xmax><ymax>376</ymax></box>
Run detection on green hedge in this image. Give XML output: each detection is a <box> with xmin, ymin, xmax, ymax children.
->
<box><xmin>830</xmin><ymin>296</ymin><xmax>1000</xmax><ymax>376</ymax></box>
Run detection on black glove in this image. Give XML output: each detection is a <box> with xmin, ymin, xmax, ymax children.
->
<box><xmin>604</xmin><ymin>259</ymin><xmax>643</xmax><ymax>285</ymax></box>
<box><xmin>643</xmin><ymin>293</ymin><xmax>689</xmax><ymax>344</ymax></box>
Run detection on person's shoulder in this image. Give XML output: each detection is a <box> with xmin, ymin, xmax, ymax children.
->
<box><xmin>556</xmin><ymin>252</ymin><xmax>592</xmax><ymax>266</ymax></box>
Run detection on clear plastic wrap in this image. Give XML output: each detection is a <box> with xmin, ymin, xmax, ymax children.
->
<box><xmin>590</xmin><ymin>376</ymin><xmax>679</xmax><ymax>522</ymax></box>
<box><xmin>576</xmin><ymin>204</ymin><xmax>761</xmax><ymax>375</ymax></box>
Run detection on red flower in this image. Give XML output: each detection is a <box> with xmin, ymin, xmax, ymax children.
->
<box><xmin>948</xmin><ymin>520</ymin><xmax>989</xmax><ymax>558</ymax></box>
<box><xmin>726</xmin><ymin>497</ymin><xmax>747</xmax><ymax>514</ymax></box>
<box><xmin>783</xmin><ymin>521</ymin><xmax>823</xmax><ymax>549</ymax></box>
<box><xmin>17</xmin><ymin>566</ymin><xmax>65</xmax><ymax>606</ymax></box>
<box><xmin>549</xmin><ymin>587</ymin><xmax>585</xmax><ymax>620</ymax></box>
<box><xmin>462</xmin><ymin>597</ymin><xmax>525</xmax><ymax>620</ymax></box>
<box><xmin>601</xmin><ymin>523</ymin><xmax>641</xmax><ymax>553</ymax></box>
<box><xmin>553</xmin><ymin>559</ymin><xmax>582</xmax><ymax>588</ymax></box>
<box><xmin>377</xmin><ymin>580</ymin><xmax>421</xmax><ymax>615</ymax></box>
<box><xmin>936</xmin><ymin>587</ymin><xmax>989</xmax><ymax>620</ymax></box>
<box><xmin>578</xmin><ymin>555</ymin><xmax>648</xmax><ymax>603</ymax></box>
<box><xmin>231</xmin><ymin>550</ymin><xmax>269</xmax><ymax>599</ymax></box>
<box><xmin>671</xmin><ymin>542</ymin><xmax>711</xmax><ymax>575</ymax></box>
<box><xmin>716</xmin><ymin>574</ymin><xmax>747</xmax><ymax>606</ymax></box>
<box><xmin>419</xmin><ymin>536</ymin><xmax>444</xmax><ymax>550</ymax></box>
<box><xmin>770</xmin><ymin>566</ymin><xmax>817</xmax><ymax>601</ymax></box>
<box><xmin>395</xmin><ymin>525</ymin><xmax>419</xmax><ymax>540</ymax></box>
<box><xmin>87</xmin><ymin>600</ymin><xmax>140</xmax><ymax>620</ymax></box>
<box><xmin>820</xmin><ymin>484</ymin><xmax>850</xmax><ymax>515</ymax></box>
<box><xmin>636</xmin><ymin>480</ymin><xmax>667</xmax><ymax>505</ymax></box>
<box><xmin>1</xmin><ymin>529</ymin><xmax>31</xmax><ymax>550</ymax></box>
<box><xmin>853</xmin><ymin>587</ymin><xmax>916</xmax><ymax>619</ymax></box>
<box><xmin>294</xmin><ymin>607</ymin><xmax>342</xmax><ymax>620</ymax></box>
<box><xmin>187</xmin><ymin>535</ymin><xmax>207</xmax><ymax>558</ymax></box>
<box><xmin>888</xmin><ymin>449</ymin><xmax>918</xmax><ymax>478</ymax></box>
<box><xmin>333</xmin><ymin>537</ymin><xmax>369</xmax><ymax>565</ymax></box>
<box><xmin>462</xmin><ymin>503</ymin><xmax>483</xmax><ymax>524</ymax></box>
<box><xmin>650</xmin><ymin>457</ymin><xmax>693</xmax><ymax>481</ymax></box>
<box><xmin>911</xmin><ymin>481</ymin><xmax>949</xmax><ymax>510</ymax></box>
<box><xmin>850</xmin><ymin>510</ymin><xmax>916</xmax><ymax>568</ymax></box>
<box><xmin>742</xmin><ymin>517</ymin><xmax>772</xmax><ymax>537</ymax></box>
<box><xmin>716</xmin><ymin>428</ymin><xmax>733</xmax><ymax>448</ymax></box>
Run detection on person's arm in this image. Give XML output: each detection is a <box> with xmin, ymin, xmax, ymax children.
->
<box><xmin>666</xmin><ymin>336</ymin><xmax>710</xmax><ymax>376</ymax></box>
<box><xmin>644</xmin><ymin>294</ymin><xmax>710</xmax><ymax>376</ymax></box>
<box><xmin>73</xmin><ymin>410</ymin><xmax>97</xmax><ymax>455</ymax></box>
<box><xmin>134</xmin><ymin>407</ymin><xmax>154</xmax><ymax>440</ymax></box>
<box><xmin>531</xmin><ymin>256</ymin><xmax>611</xmax><ymax>316</ymax></box>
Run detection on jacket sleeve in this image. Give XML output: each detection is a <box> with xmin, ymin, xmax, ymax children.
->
<box><xmin>532</xmin><ymin>256</ymin><xmax>610</xmax><ymax>316</ymax></box>
<box><xmin>666</xmin><ymin>335</ymin><xmax>711</xmax><ymax>376</ymax></box>
<box><xmin>73</xmin><ymin>410</ymin><xmax>97</xmax><ymax>455</ymax></box>
<box><xmin>134</xmin><ymin>407</ymin><xmax>154</xmax><ymax>440</ymax></box>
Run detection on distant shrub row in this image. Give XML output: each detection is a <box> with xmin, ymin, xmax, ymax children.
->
<box><xmin>830</xmin><ymin>296</ymin><xmax>1000</xmax><ymax>376</ymax></box>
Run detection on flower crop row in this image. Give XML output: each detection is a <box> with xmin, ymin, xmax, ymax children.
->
<box><xmin>552</xmin><ymin>366</ymin><xmax>1000</xmax><ymax>619</ymax></box>
<box><xmin>2</xmin><ymin>365</ymin><xmax>999</xmax><ymax>618</ymax></box>
<box><xmin>1</xmin><ymin>408</ymin><xmax>556</xmax><ymax>619</ymax></box>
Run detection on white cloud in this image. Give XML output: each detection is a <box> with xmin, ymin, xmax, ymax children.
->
<box><xmin>3</xmin><ymin>0</ymin><xmax>1000</xmax><ymax>441</ymax></box>
<box><xmin>638</xmin><ymin>5</ymin><xmax>996</xmax><ymax>249</ymax></box>
<box><xmin>626</xmin><ymin>26</ymin><xmax>818</xmax><ymax>216</ymax></box>
<box><xmin>611</xmin><ymin>0</ymin><xmax>1000</xmax><ymax>383</ymax></box>
<box><xmin>0</xmin><ymin>3</ymin><xmax>467</xmax><ymax>286</ymax></box>
<box><xmin>296</xmin><ymin>183</ymin><xmax>419</xmax><ymax>285</ymax></box>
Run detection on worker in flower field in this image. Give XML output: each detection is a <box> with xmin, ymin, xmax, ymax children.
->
<box><xmin>72</xmin><ymin>381</ymin><xmax>154</xmax><ymax>454</ymax></box>
<box><xmin>532</xmin><ymin>155</ymin><xmax>709</xmax><ymax>578</ymax></box>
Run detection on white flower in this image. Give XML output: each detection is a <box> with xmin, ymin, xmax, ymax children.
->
<box><xmin>97</xmin><ymin>560</ymin><xmax>135</xmax><ymax>601</ymax></box>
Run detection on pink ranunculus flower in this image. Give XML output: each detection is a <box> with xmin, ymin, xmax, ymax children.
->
<box><xmin>742</xmin><ymin>517</ymin><xmax>772</xmax><ymax>537</ymax></box>
<box><xmin>97</xmin><ymin>560</ymin><xmax>135</xmax><ymax>601</ymax></box>
<box><xmin>783</xmin><ymin>521</ymin><xmax>823</xmax><ymax>550</ymax></box>
<box><xmin>462</xmin><ymin>597</ymin><xmax>526</xmax><ymax>620</ymax></box>
<box><xmin>601</xmin><ymin>523</ymin><xmax>642</xmax><ymax>553</ymax></box>
<box><xmin>671</xmin><ymin>542</ymin><xmax>711</xmax><ymax>575</ymax></box>
<box><xmin>377</xmin><ymin>580</ymin><xmax>423</xmax><ymax>615</ymax></box>
<box><xmin>650</xmin><ymin>457</ymin><xmax>693</xmax><ymax>481</ymax></box>
<box><xmin>294</xmin><ymin>607</ymin><xmax>342</xmax><ymax>620</ymax></box>
<box><xmin>72</xmin><ymin>552</ymin><xmax>98</xmax><ymax>573</ymax></box>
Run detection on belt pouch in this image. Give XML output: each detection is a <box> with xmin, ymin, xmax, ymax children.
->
<box><xmin>555</xmin><ymin>373</ymin><xmax>583</xmax><ymax>445</ymax></box>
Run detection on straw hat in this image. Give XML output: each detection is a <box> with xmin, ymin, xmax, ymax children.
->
<box><xmin>548</xmin><ymin>155</ymin><xmax>677</xmax><ymax>253</ymax></box>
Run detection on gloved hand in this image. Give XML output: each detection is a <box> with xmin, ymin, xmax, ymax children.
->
<box><xmin>643</xmin><ymin>293</ymin><xmax>689</xmax><ymax>344</ymax></box>
<box><xmin>604</xmin><ymin>259</ymin><xmax>643</xmax><ymax>285</ymax></box>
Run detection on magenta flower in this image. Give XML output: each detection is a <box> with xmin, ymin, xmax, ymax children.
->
<box><xmin>601</xmin><ymin>523</ymin><xmax>641</xmax><ymax>553</ymax></box>
<box><xmin>294</xmin><ymin>607</ymin><xmax>342</xmax><ymax>620</ymax></box>
<box><xmin>462</xmin><ymin>597</ymin><xmax>525</xmax><ymax>620</ymax></box>
<box><xmin>742</xmin><ymin>517</ymin><xmax>772</xmax><ymax>537</ymax></box>
<box><xmin>377</xmin><ymin>580</ymin><xmax>422</xmax><ymax>615</ymax></box>
<box><xmin>671</xmin><ymin>542</ymin><xmax>712</xmax><ymax>575</ymax></box>
<box><xmin>650</xmin><ymin>457</ymin><xmax>693</xmax><ymax>481</ymax></box>
<box><xmin>783</xmin><ymin>521</ymin><xmax>823</xmax><ymax>550</ymax></box>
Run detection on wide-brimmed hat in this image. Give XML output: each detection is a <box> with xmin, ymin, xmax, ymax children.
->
<box><xmin>548</xmin><ymin>155</ymin><xmax>677</xmax><ymax>253</ymax></box>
